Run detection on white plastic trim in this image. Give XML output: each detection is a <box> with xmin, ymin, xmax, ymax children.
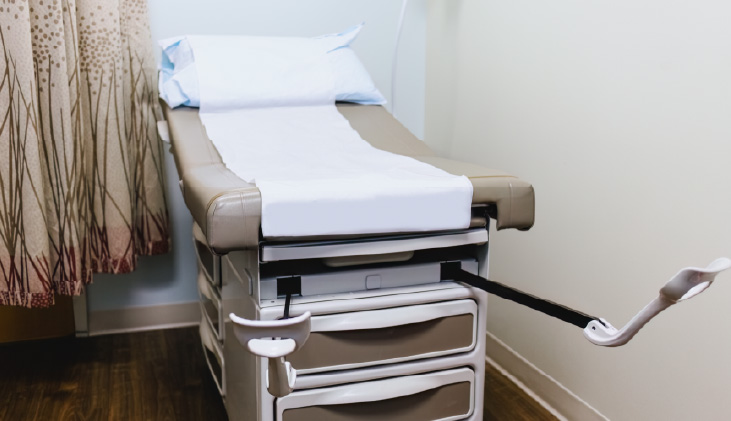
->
<box><xmin>584</xmin><ymin>257</ymin><xmax>731</xmax><ymax>346</ymax></box>
<box><xmin>193</xmin><ymin>240</ymin><xmax>214</xmax><ymax>286</ymax></box>
<box><xmin>196</xmin><ymin>269</ymin><xmax>211</xmax><ymax>299</ymax></box>
<box><xmin>277</xmin><ymin>367</ymin><xmax>474</xmax><ymax>420</ymax></box>
<box><xmin>230</xmin><ymin>311</ymin><xmax>310</xmax><ymax>331</ymax></box>
<box><xmin>298</xmin><ymin>299</ymin><xmax>478</xmax><ymax>375</ymax></box>
<box><xmin>197</xmin><ymin>269</ymin><xmax>222</xmax><ymax>340</ymax></box>
<box><xmin>261</xmin><ymin>229</ymin><xmax>488</xmax><ymax>262</ymax></box>
<box><xmin>199</xmin><ymin>316</ymin><xmax>225</xmax><ymax>396</ymax></box>
<box><xmin>197</xmin><ymin>270</ymin><xmax>220</xmax><ymax>307</ymax></box>
<box><xmin>248</xmin><ymin>338</ymin><xmax>296</xmax><ymax>359</ymax></box>
<box><xmin>229</xmin><ymin>311</ymin><xmax>312</xmax><ymax>397</ymax></box>
<box><xmin>259</xmin><ymin>280</ymin><xmax>466</xmax><ymax>309</ymax></box>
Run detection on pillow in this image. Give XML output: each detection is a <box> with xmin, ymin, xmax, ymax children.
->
<box><xmin>158</xmin><ymin>24</ymin><xmax>385</xmax><ymax>109</ymax></box>
<box><xmin>158</xmin><ymin>62</ymin><xmax>199</xmax><ymax>108</ymax></box>
<box><xmin>329</xmin><ymin>46</ymin><xmax>385</xmax><ymax>105</ymax></box>
<box><xmin>160</xmin><ymin>36</ymin><xmax>195</xmax><ymax>71</ymax></box>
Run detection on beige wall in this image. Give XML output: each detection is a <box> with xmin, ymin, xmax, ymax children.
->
<box><xmin>427</xmin><ymin>0</ymin><xmax>731</xmax><ymax>419</ymax></box>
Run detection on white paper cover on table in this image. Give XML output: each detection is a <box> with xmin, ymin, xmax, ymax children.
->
<box><xmin>200</xmin><ymin>106</ymin><xmax>474</xmax><ymax>237</ymax></box>
<box><xmin>168</xmin><ymin>30</ymin><xmax>473</xmax><ymax>237</ymax></box>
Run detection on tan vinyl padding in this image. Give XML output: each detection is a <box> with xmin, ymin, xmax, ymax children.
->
<box><xmin>281</xmin><ymin>382</ymin><xmax>472</xmax><ymax>421</ymax></box>
<box><xmin>163</xmin><ymin>103</ymin><xmax>534</xmax><ymax>252</ymax></box>
<box><xmin>335</xmin><ymin>103</ymin><xmax>437</xmax><ymax>157</ymax></box>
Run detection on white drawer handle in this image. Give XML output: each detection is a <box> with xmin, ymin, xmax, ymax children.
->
<box><xmin>230</xmin><ymin>312</ymin><xmax>311</xmax><ymax>398</ymax></box>
<box><xmin>311</xmin><ymin>300</ymin><xmax>476</xmax><ymax>332</ymax></box>
<box><xmin>277</xmin><ymin>367</ymin><xmax>474</xmax><ymax>420</ymax></box>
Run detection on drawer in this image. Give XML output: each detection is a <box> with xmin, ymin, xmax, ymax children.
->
<box><xmin>200</xmin><ymin>315</ymin><xmax>225</xmax><ymax>396</ymax></box>
<box><xmin>193</xmin><ymin>222</ymin><xmax>218</xmax><ymax>287</ymax></box>
<box><xmin>260</xmin><ymin>259</ymin><xmax>478</xmax><ymax>300</ymax></box>
<box><xmin>261</xmin><ymin>229</ymin><xmax>488</xmax><ymax>262</ymax></box>
<box><xmin>198</xmin><ymin>269</ymin><xmax>223</xmax><ymax>341</ymax></box>
<box><xmin>277</xmin><ymin>367</ymin><xmax>474</xmax><ymax>421</ymax></box>
<box><xmin>288</xmin><ymin>299</ymin><xmax>477</xmax><ymax>374</ymax></box>
<box><xmin>224</xmin><ymin>251</ymin><xmax>255</xmax><ymax>294</ymax></box>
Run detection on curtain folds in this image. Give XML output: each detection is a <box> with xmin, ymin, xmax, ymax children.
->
<box><xmin>0</xmin><ymin>0</ymin><xmax>169</xmax><ymax>307</ymax></box>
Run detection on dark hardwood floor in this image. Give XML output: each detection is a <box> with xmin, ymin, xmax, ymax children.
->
<box><xmin>483</xmin><ymin>365</ymin><xmax>559</xmax><ymax>421</ymax></box>
<box><xmin>0</xmin><ymin>327</ymin><xmax>227</xmax><ymax>421</ymax></box>
<box><xmin>0</xmin><ymin>327</ymin><xmax>557</xmax><ymax>421</ymax></box>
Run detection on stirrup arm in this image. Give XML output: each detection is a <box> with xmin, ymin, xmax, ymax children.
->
<box><xmin>441</xmin><ymin>258</ymin><xmax>730</xmax><ymax>347</ymax></box>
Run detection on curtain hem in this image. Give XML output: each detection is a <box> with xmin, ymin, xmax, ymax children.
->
<box><xmin>0</xmin><ymin>291</ymin><xmax>56</xmax><ymax>308</ymax></box>
<box><xmin>139</xmin><ymin>239</ymin><xmax>171</xmax><ymax>256</ymax></box>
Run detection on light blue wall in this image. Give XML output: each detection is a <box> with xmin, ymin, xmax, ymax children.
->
<box><xmin>87</xmin><ymin>0</ymin><xmax>427</xmax><ymax>311</ymax></box>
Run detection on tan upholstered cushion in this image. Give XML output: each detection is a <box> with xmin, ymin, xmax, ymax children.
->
<box><xmin>163</xmin><ymin>103</ymin><xmax>534</xmax><ymax>252</ymax></box>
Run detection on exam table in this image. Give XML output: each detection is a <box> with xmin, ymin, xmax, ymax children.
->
<box><xmin>163</xmin><ymin>100</ymin><xmax>534</xmax><ymax>420</ymax></box>
<box><xmin>162</xmin><ymin>102</ymin><xmax>728</xmax><ymax>421</ymax></box>
<box><xmin>165</xmin><ymin>103</ymin><xmax>535</xmax><ymax>250</ymax></box>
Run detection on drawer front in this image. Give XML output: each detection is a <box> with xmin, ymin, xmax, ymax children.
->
<box><xmin>261</xmin><ymin>229</ymin><xmax>488</xmax><ymax>262</ymax></box>
<box><xmin>200</xmin><ymin>315</ymin><xmax>225</xmax><ymax>396</ymax></box>
<box><xmin>288</xmin><ymin>300</ymin><xmax>477</xmax><ymax>374</ymax></box>
<box><xmin>278</xmin><ymin>368</ymin><xmax>474</xmax><ymax>421</ymax></box>
<box><xmin>260</xmin><ymin>259</ymin><xmax>479</xmax><ymax>300</ymax></box>
<box><xmin>224</xmin><ymin>252</ymin><xmax>254</xmax><ymax>294</ymax></box>
<box><xmin>193</xmin><ymin>222</ymin><xmax>219</xmax><ymax>287</ymax></box>
<box><xmin>198</xmin><ymin>269</ymin><xmax>223</xmax><ymax>341</ymax></box>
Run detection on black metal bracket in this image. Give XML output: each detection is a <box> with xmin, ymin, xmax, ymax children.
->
<box><xmin>441</xmin><ymin>261</ymin><xmax>604</xmax><ymax>329</ymax></box>
<box><xmin>276</xmin><ymin>276</ymin><xmax>302</xmax><ymax>319</ymax></box>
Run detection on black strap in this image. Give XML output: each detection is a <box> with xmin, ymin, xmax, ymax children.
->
<box><xmin>277</xmin><ymin>276</ymin><xmax>302</xmax><ymax>320</ymax></box>
<box><xmin>283</xmin><ymin>293</ymin><xmax>292</xmax><ymax>319</ymax></box>
<box><xmin>441</xmin><ymin>261</ymin><xmax>603</xmax><ymax>329</ymax></box>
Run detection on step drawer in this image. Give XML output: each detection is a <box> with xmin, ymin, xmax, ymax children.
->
<box><xmin>193</xmin><ymin>222</ymin><xmax>219</xmax><ymax>288</ymax></box>
<box><xmin>200</xmin><ymin>315</ymin><xmax>225</xmax><ymax>396</ymax></box>
<box><xmin>277</xmin><ymin>367</ymin><xmax>474</xmax><ymax>421</ymax></box>
<box><xmin>288</xmin><ymin>299</ymin><xmax>477</xmax><ymax>374</ymax></box>
<box><xmin>198</xmin><ymin>269</ymin><xmax>223</xmax><ymax>341</ymax></box>
<box><xmin>261</xmin><ymin>259</ymin><xmax>478</xmax><ymax>299</ymax></box>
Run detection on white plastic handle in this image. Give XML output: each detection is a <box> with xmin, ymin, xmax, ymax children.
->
<box><xmin>229</xmin><ymin>311</ymin><xmax>312</xmax><ymax>397</ymax></box>
<box><xmin>584</xmin><ymin>257</ymin><xmax>731</xmax><ymax>347</ymax></box>
<box><xmin>276</xmin><ymin>367</ymin><xmax>474</xmax><ymax>417</ymax></box>
<box><xmin>230</xmin><ymin>311</ymin><xmax>311</xmax><ymax>353</ymax></box>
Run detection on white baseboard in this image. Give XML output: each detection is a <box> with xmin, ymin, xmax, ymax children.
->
<box><xmin>88</xmin><ymin>301</ymin><xmax>200</xmax><ymax>336</ymax></box>
<box><xmin>485</xmin><ymin>331</ymin><xmax>609</xmax><ymax>421</ymax></box>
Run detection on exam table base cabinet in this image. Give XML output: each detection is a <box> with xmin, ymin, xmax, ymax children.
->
<box><xmin>193</xmin><ymin>223</ymin><xmax>489</xmax><ymax>420</ymax></box>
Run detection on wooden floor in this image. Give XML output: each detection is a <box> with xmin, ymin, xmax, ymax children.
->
<box><xmin>0</xmin><ymin>327</ymin><xmax>557</xmax><ymax>421</ymax></box>
<box><xmin>483</xmin><ymin>363</ymin><xmax>559</xmax><ymax>421</ymax></box>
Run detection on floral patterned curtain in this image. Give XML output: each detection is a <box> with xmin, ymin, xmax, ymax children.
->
<box><xmin>0</xmin><ymin>0</ymin><xmax>169</xmax><ymax>307</ymax></box>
